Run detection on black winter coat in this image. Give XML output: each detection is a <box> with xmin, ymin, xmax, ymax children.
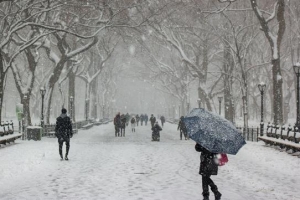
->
<box><xmin>195</xmin><ymin>143</ymin><xmax>218</xmax><ymax>176</ymax></box>
<box><xmin>114</xmin><ymin>115</ymin><xmax>121</xmax><ymax>127</ymax></box>
<box><xmin>151</xmin><ymin>124</ymin><xmax>162</xmax><ymax>133</ymax></box>
<box><xmin>55</xmin><ymin>114</ymin><xmax>73</xmax><ymax>141</ymax></box>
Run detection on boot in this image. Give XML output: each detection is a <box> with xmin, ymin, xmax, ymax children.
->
<box><xmin>59</xmin><ymin>149</ymin><xmax>63</xmax><ymax>160</ymax></box>
<box><xmin>65</xmin><ymin>154</ymin><xmax>69</xmax><ymax>160</ymax></box>
<box><xmin>202</xmin><ymin>191</ymin><xmax>209</xmax><ymax>200</ymax></box>
<box><xmin>211</xmin><ymin>186</ymin><xmax>221</xmax><ymax>200</ymax></box>
<box><xmin>214</xmin><ymin>191</ymin><xmax>221</xmax><ymax>200</ymax></box>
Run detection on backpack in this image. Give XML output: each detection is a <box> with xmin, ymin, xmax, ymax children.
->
<box><xmin>215</xmin><ymin>154</ymin><xmax>228</xmax><ymax>166</ymax></box>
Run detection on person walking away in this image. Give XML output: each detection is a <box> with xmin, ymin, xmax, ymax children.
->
<box><xmin>125</xmin><ymin>113</ymin><xmax>130</xmax><ymax>126</ymax></box>
<box><xmin>120</xmin><ymin>114</ymin><xmax>127</xmax><ymax>137</ymax></box>
<box><xmin>160</xmin><ymin>115</ymin><xmax>165</xmax><ymax>127</ymax></box>
<box><xmin>151</xmin><ymin>121</ymin><xmax>162</xmax><ymax>141</ymax></box>
<box><xmin>135</xmin><ymin>114</ymin><xmax>140</xmax><ymax>126</ymax></box>
<box><xmin>55</xmin><ymin>108</ymin><xmax>73</xmax><ymax>161</ymax></box>
<box><xmin>114</xmin><ymin>112</ymin><xmax>121</xmax><ymax>137</ymax></box>
<box><xmin>150</xmin><ymin>114</ymin><xmax>156</xmax><ymax>128</ymax></box>
<box><xmin>178</xmin><ymin>116</ymin><xmax>188</xmax><ymax>140</ymax></box>
<box><xmin>144</xmin><ymin>114</ymin><xmax>149</xmax><ymax>126</ymax></box>
<box><xmin>195</xmin><ymin>143</ymin><xmax>222</xmax><ymax>200</ymax></box>
<box><xmin>140</xmin><ymin>114</ymin><xmax>144</xmax><ymax>126</ymax></box>
<box><xmin>130</xmin><ymin>117</ymin><xmax>136</xmax><ymax>132</ymax></box>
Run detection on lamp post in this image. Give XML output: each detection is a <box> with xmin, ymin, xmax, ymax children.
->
<box><xmin>22</xmin><ymin>94</ymin><xmax>28</xmax><ymax>140</ymax></box>
<box><xmin>218</xmin><ymin>96</ymin><xmax>223</xmax><ymax>115</ymax></box>
<box><xmin>85</xmin><ymin>99</ymin><xmax>88</xmax><ymax>121</ymax></box>
<box><xmin>293</xmin><ymin>64</ymin><xmax>300</xmax><ymax>128</ymax></box>
<box><xmin>173</xmin><ymin>105</ymin><xmax>175</xmax><ymax>119</ymax></box>
<box><xmin>258</xmin><ymin>82</ymin><xmax>266</xmax><ymax>136</ymax></box>
<box><xmin>102</xmin><ymin>104</ymin><xmax>105</xmax><ymax>119</ymax></box>
<box><xmin>40</xmin><ymin>87</ymin><xmax>46</xmax><ymax>127</ymax></box>
<box><xmin>70</xmin><ymin>96</ymin><xmax>74</xmax><ymax>122</ymax></box>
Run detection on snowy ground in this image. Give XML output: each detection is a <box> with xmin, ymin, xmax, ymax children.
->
<box><xmin>0</xmin><ymin>122</ymin><xmax>300</xmax><ymax>200</ymax></box>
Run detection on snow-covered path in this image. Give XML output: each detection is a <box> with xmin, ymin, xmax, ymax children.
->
<box><xmin>0</xmin><ymin>122</ymin><xmax>300</xmax><ymax>200</ymax></box>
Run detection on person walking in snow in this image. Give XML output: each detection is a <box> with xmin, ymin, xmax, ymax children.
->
<box><xmin>135</xmin><ymin>114</ymin><xmax>140</xmax><ymax>126</ymax></box>
<box><xmin>160</xmin><ymin>115</ymin><xmax>165</xmax><ymax>127</ymax></box>
<box><xmin>178</xmin><ymin>116</ymin><xmax>188</xmax><ymax>140</ymax></box>
<box><xmin>114</xmin><ymin>112</ymin><xmax>121</xmax><ymax>137</ymax></box>
<box><xmin>140</xmin><ymin>114</ymin><xmax>144</xmax><ymax>126</ymax></box>
<box><xmin>120</xmin><ymin>114</ymin><xmax>127</xmax><ymax>137</ymax></box>
<box><xmin>195</xmin><ymin>143</ymin><xmax>222</xmax><ymax>200</ymax></box>
<box><xmin>144</xmin><ymin>114</ymin><xmax>149</xmax><ymax>126</ymax></box>
<box><xmin>55</xmin><ymin>108</ymin><xmax>73</xmax><ymax>161</ymax></box>
<box><xmin>125</xmin><ymin>113</ymin><xmax>130</xmax><ymax>126</ymax></box>
<box><xmin>150</xmin><ymin>114</ymin><xmax>156</xmax><ymax>128</ymax></box>
<box><xmin>151</xmin><ymin>121</ymin><xmax>162</xmax><ymax>141</ymax></box>
<box><xmin>130</xmin><ymin>117</ymin><xmax>136</xmax><ymax>132</ymax></box>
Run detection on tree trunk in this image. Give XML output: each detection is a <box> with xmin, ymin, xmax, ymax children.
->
<box><xmin>68</xmin><ymin>70</ymin><xmax>76</xmax><ymax>122</ymax></box>
<box><xmin>272</xmin><ymin>58</ymin><xmax>283</xmax><ymax>124</ymax></box>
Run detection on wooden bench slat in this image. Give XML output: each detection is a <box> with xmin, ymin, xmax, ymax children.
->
<box><xmin>258</xmin><ymin>136</ymin><xmax>300</xmax><ymax>150</ymax></box>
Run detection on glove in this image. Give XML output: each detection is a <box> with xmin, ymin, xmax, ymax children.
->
<box><xmin>60</xmin><ymin>137</ymin><xmax>64</xmax><ymax>141</ymax></box>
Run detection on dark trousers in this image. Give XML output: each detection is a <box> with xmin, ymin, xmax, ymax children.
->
<box><xmin>180</xmin><ymin>129</ymin><xmax>187</xmax><ymax>139</ymax></box>
<box><xmin>115</xmin><ymin>126</ymin><xmax>120</xmax><ymax>137</ymax></box>
<box><xmin>202</xmin><ymin>175</ymin><xmax>218</xmax><ymax>197</ymax></box>
<box><xmin>59</xmin><ymin>139</ymin><xmax>70</xmax><ymax>157</ymax></box>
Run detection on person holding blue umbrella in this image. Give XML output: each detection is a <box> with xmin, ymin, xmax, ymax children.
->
<box><xmin>183</xmin><ymin>108</ymin><xmax>246</xmax><ymax>200</ymax></box>
<box><xmin>195</xmin><ymin>143</ymin><xmax>221</xmax><ymax>200</ymax></box>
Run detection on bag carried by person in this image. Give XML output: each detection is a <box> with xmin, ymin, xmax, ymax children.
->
<box><xmin>215</xmin><ymin>153</ymin><xmax>228</xmax><ymax>166</ymax></box>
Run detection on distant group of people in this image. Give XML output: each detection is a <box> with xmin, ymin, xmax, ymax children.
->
<box><xmin>113</xmin><ymin>112</ymin><xmax>130</xmax><ymax>137</ymax></box>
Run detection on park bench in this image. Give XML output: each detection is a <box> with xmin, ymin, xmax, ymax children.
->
<box><xmin>93</xmin><ymin>121</ymin><xmax>103</xmax><ymax>126</ymax></box>
<box><xmin>81</xmin><ymin>123</ymin><xmax>93</xmax><ymax>130</ymax></box>
<box><xmin>44</xmin><ymin>123</ymin><xmax>78</xmax><ymax>138</ymax></box>
<box><xmin>258</xmin><ymin>122</ymin><xmax>300</xmax><ymax>153</ymax></box>
<box><xmin>0</xmin><ymin>121</ymin><xmax>22</xmax><ymax>146</ymax></box>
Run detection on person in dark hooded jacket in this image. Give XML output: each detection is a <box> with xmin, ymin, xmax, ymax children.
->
<box><xmin>195</xmin><ymin>143</ymin><xmax>222</xmax><ymax>200</ymax></box>
<box><xmin>55</xmin><ymin>108</ymin><xmax>73</xmax><ymax>160</ymax></box>
<box><xmin>178</xmin><ymin>116</ymin><xmax>188</xmax><ymax>140</ymax></box>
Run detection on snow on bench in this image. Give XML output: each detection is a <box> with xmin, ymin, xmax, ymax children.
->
<box><xmin>81</xmin><ymin>123</ymin><xmax>93</xmax><ymax>130</ymax></box>
<box><xmin>0</xmin><ymin>122</ymin><xmax>21</xmax><ymax>146</ymax></box>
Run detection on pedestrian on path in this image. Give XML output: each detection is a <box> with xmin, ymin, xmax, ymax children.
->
<box><xmin>150</xmin><ymin>114</ymin><xmax>156</xmax><ymax>128</ymax></box>
<box><xmin>131</xmin><ymin>117</ymin><xmax>136</xmax><ymax>132</ymax></box>
<box><xmin>55</xmin><ymin>108</ymin><xmax>73</xmax><ymax>161</ymax></box>
<box><xmin>114</xmin><ymin>112</ymin><xmax>121</xmax><ymax>137</ymax></box>
<box><xmin>178</xmin><ymin>116</ymin><xmax>188</xmax><ymax>140</ymax></box>
<box><xmin>195</xmin><ymin>143</ymin><xmax>222</xmax><ymax>200</ymax></box>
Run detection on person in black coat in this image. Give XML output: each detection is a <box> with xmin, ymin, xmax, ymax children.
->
<box><xmin>150</xmin><ymin>114</ymin><xmax>156</xmax><ymax>128</ymax></box>
<box><xmin>144</xmin><ymin>114</ymin><xmax>149</xmax><ymax>126</ymax></box>
<box><xmin>178</xmin><ymin>116</ymin><xmax>188</xmax><ymax>140</ymax></box>
<box><xmin>151</xmin><ymin>121</ymin><xmax>162</xmax><ymax>141</ymax></box>
<box><xmin>55</xmin><ymin>108</ymin><xmax>73</xmax><ymax>160</ymax></box>
<box><xmin>160</xmin><ymin>115</ymin><xmax>165</xmax><ymax>127</ymax></box>
<box><xmin>114</xmin><ymin>112</ymin><xmax>121</xmax><ymax>137</ymax></box>
<box><xmin>195</xmin><ymin>143</ymin><xmax>222</xmax><ymax>200</ymax></box>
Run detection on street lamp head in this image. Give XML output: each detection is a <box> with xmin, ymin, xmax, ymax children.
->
<box><xmin>258</xmin><ymin>82</ymin><xmax>266</xmax><ymax>92</ymax></box>
<box><xmin>218</xmin><ymin>96</ymin><xmax>223</xmax><ymax>102</ymax></box>
<box><xmin>40</xmin><ymin>87</ymin><xmax>46</xmax><ymax>96</ymax></box>
<box><xmin>293</xmin><ymin>63</ymin><xmax>300</xmax><ymax>75</ymax></box>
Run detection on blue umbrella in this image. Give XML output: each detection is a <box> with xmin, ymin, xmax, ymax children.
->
<box><xmin>183</xmin><ymin>108</ymin><xmax>246</xmax><ymax>155</ymax></box>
